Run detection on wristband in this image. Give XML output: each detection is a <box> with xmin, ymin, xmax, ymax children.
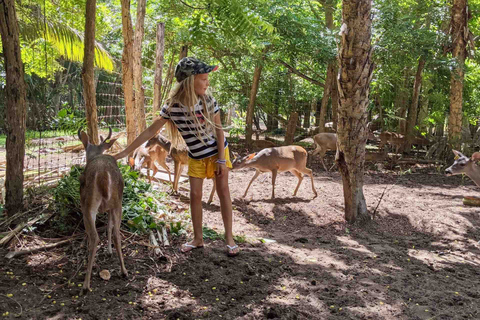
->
<box><xmin>216</xmin><ymin>159</ymin><xmax>226</xmax><ymax>164</ymax></box>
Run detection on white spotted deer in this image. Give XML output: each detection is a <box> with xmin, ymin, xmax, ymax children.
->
<box><xmin>232</xmin><ymin>145</ymin><xmax>318</xmax><ymax>199</ymax></box>
<box><xmin>78</xmin><ymin>128</ymin><xmax>128</xmax><ymax>293</ymax></box>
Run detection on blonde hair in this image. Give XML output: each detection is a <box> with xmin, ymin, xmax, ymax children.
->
<box><xmin>164</xmin><ymin>75</ymin><xmax>221</xmax><ymax>149</ymax></box>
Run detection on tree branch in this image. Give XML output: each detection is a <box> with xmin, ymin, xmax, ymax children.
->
<box><xmin>278</xmin><ymin>60</ymin><xmax>325</xmax><ymax>87</ymax></box>
<box><xmin>179</xmin><ymin>0</ymin><xmax>207</xmax><ymax>10</ymax></box>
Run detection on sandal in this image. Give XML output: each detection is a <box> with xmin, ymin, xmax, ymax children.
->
<box><xmin>180</xmin><ymin>243</ymin><xmax>204</xmax><ymax>253</ymax></box>
<box><xmin>226</xmin><ymin>244</ymin><xmax>240</xmax><ymax>257</ymax></box>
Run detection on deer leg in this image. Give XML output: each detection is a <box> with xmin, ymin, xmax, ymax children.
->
<box><xmin>173</xmin><ymin>163</ymin><xmax>184</xmax><ymax>193</ymax></box>
<box><xmin>244</xmin><ymin>170</ymin><xmax>261</xmax><ymax>198</ymax></box>
<box><xmin>152</xmin><ymin>166</ymin><xmax>158</xmax><ymax>182</ymax></box>
<box><xmin>157</xmin><ymin>160</ymin><xmax>172</xmax><ymax>183</ymax></box>
<box><xmin>271</xmin><ymin>169</ymin><xmax>278</xmax><ymax>199</ymax></box>
<box><xmin>291</xmin><ymin>169</ymin><xmax>303</xmax><ymax>196</ymax></box>
<box><xmin>299</xmin><ymin>167</ymin><xmax>318</xmax><ymax>198</ymax></box>
<box><xmin>107</xmin><ymin>211</ymin><xmax>113</xmax><ymax>254</ymax></box>
<box><xmin>82</xmin><ymin>206</ymin><xmax>100</xmax><ymax>292</ymax></box>
<box><xmin>319</xmin><ymin>151</ymin><xmax>328</xmax><ymax>171</ymax></box>
<box><xmin>112</xmin><ymin>206</ymin><xmax>128</xmax><ymax>277</ymax></box>
<box><xmin>207</xmin><ymin>178</ymin><xmax>216</xmax><ymax>204</ymax></box>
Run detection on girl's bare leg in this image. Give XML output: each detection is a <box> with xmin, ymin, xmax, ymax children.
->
<box><xmin>215</xmin><ymin>171</ymin><xmax>235</xmax><ymax>247</ymax></box>
<box><xmin>188</xmin><ymin>176</ymin><xmax>205</xmax><ymax>247</ymax></box>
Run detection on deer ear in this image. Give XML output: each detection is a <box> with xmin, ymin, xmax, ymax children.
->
<box><xmin>471</xmin><ymin>152</ymin><xmax>480</xmax><ymax>161</ymax></box>
<box><xmin>102</xmin><ymin>138</ymin><xmax>117</xmax><ymax>151</ymax></box>
<box><xmin>452</xmin><ymin>150</ymin><xmax>462</xmax><ymax>160</ymax></box>
<box><xmin>78</xmin><ymin>130</ymin><xmax>89</xmax><ymax>149</ymax></box>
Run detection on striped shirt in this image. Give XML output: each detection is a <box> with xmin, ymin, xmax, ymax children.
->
<box><xmin>159</xmin><ymin>96</ymin><xmax>228</xmax><ymax>160</ymax></box>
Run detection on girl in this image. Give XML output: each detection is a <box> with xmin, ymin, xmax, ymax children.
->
<box><xmin>114</xmin><ymin>57</ymin><xmax>239</xmax><ymax>257</ymax></box>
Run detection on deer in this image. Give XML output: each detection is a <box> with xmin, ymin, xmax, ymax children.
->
<box><xmin>78</xmin><ymin>128</ymin><xmax>128</xmax><ymax>293</ymax></box>
<box><xmin>150</xmin><ymin>134</ymin><xmax>217</xmax><ymax>204</ymax></box>
<box><xmin>310</xmin><ymin>133</ymin><xmax>337</xmax><ymax>171</ymax></box>
<box><xmin>128</xmin><ymin>138</ymin><xmax>172</xmax><ymax>184</ymax></box>
<box><xmin>445</xmin><ymin>150</ymin><xmax>480</xmax><ymax>187</ymax></box>
<box><xmin>232</xmin><ymin>145</ymin><xmax>318</xmax><ymax>199</ymax></box>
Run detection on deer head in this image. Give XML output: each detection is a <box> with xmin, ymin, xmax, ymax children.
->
<box><xmin>78</xmin><ymin>127</ymin><xmax>117</xmax><ymax>163</ymax></box>
<box><xmin>445</xmin><ymin>150</ymin><xmax>480</xmax><ymax>176</ymax></box>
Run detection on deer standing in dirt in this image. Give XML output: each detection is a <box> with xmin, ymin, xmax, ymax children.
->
<box><xmin>445</xmin><ymin>150</ymin><xmax>480</xmax><ymax>187</ymax></box>
<box><xmin>232</xmin><ymin>145</ymin><xmax>318</xmax><ymax>199</ymax></box>
<box><xmin>310</xmin><ymin>133</ymin><xmax>337</xmax><ymax>171</ymax></box>
<box><xmin>151</xmin><ymin>134</ymin><xmax>217</xmax><ymax>204</ymax></box>
<box><xmin>78</xmin><ymin>128</ymin><xmax>128</xmax><ymax>292</ymax></box>
<box><xmin>128</xmin><ymin>138</ymin><xmax>172</xmax><ymax>184</ymax></box>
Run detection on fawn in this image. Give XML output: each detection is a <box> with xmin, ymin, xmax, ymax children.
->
<box><xmin>151</xmin><ymin>134</ymin><xmax>217</xmax><ymax>204</ymax></box>
<box><xmin>78</xmin><ymin>128</ymin><xmax>128</xmax><ymax>292</ymax></box>
<box><xmin>232</xmin><ymin>145</ymin><xmax>318</xmax><ymax>199</ymax></box>
<box><xmin>128</xmin><ymin>137</ymin><xmax>172</xmax><ymax>184</ymax></box>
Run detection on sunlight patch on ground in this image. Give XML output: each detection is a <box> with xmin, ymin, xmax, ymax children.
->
<box><xmin>27</xmin><ymin>252</ymin><xmax>64</xmax><ymax>267</ymax></box>
<box><xmin>408</xmin><ymin>248</ymin><xmax>480</xmax><ymax>268</ymax></box>
<box><xmin>337</xmin><ymin>236</ymin><xmax>376</xmax><ymax>257</ymax></box>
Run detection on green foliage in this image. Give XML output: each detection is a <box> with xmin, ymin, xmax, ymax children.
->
<box><xmin>54</xmin><ymin>107</ymin><xmax>87</xmax><ymax>132</ymax></box>
<box><xmin>228</xmin><ymin>112</ymin><xmax>246</xmax><ymax>138</ymax></box>
<box><xmin>52</xmin><ymin>164</ymin><xmax>180</xmax><ymax>234</ymax></box>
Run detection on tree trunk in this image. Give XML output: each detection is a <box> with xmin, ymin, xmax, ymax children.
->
<box><xmin>152</xmin><ymin>22</ymin><xmax>165</xmax><ymax>114</ymax></box>
<box><xmin>303</xmin><ymin>104</ymin><xmax>311</xmax><ymax>128</ymax></box>
<box><xmin>82</xmin><ymin>0</ymin><xmax>99</xmax><ymax>144</ymax></box>
<box><xmin>448</xmin><ymin>0</ymin><xmax>468</xmax><ymax>150</ymax></box>
<box><xmin>331</xmin><ymin>65</ymin><xmax>339</xmax><ymax>131</ymax></box>
<box><xmin>318</xmin><ymin>1</ymin><xmax>337</xmax><ymax>132</ymax></box>
<box><xmin>395</xmin><ymin>69</ymin><xmax>410</xmax><ymax>135</ymax></box>
<box><xmin>273</xmin><ymin>104</ymin><xmax>279</xmax><ymax>130</ymax></box>
<box><xmin>161</xmin><ymin>50</ymin><xmax>176</xmax><ymax>104</ymax></box>
<box><xmin>336</xmin><ymin>0</ymin><xmax>373</xmax><ymax>223</ymax></box>
<box><xmin>318</xmin><ymin>64</ymin><xmax>335</xmax><ymax>132</ymax></box>
<box><xmin>120</xmin><ymin>0</ymin><xmax>137</xmax><ymax>147</ymax></box>
<box><xmin>0</xmin><ymin>0</ymin><xmax>27</xmax><ymax>216</ymax></box>
<box><xmin>246</xmin><ymin>51</ymin><xmax>267</xmax><ymax>146</ymax></box>
<box><xmin>285</xmin><ymin>112</ymin><xmax>299</xmax><ymax>145</ymax></box>
<box><xmin>417</xmin><ymin>92</ymin><xmax>429</xmax><ymax>132</ymax></box>
<box><xmin>404</xmin><ymin>57</ymin><xmax>425</xmax><ymax>153</ymax></box>
<box><xmin>179</xmin><ymin>45</ymin><xmax>188</xmax><ymax>60</ymax></box>
<box><xmin>133</xmin><ymin>0</ymin><xmax>146</xmax><ymax>132</ymax></box>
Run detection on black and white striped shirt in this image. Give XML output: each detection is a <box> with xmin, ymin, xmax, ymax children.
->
<box><xmin>159</xmin><ymin>97</ymin><xmax>228</xmax><ymax>160</ymax></box>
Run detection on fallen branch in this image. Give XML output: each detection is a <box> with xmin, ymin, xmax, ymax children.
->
<box><xmin>161</xmin><ymin>226</ymin><xmax>170</xmax><ymax>246</ymax></box>
<box><xmin>0</xmin><ymin>210</ymin><xmax>51</xmax><ymax>247</ymax></box>
<box><xmin>149</xmin><ymin>230</ymin><xmax>163</xmax><ymax>256</ymax></box>
<box><xmin>5</xmin><ymin>238</ymin><xmax>74</xmax><ymax>259</ymax></box>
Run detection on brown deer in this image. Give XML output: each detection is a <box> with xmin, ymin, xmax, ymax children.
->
<box><xmin>232</xmin><ymin>145</ymin><xmax>318</xmax><ymax>199</ymax></box>
<box><xmin>310</xmin><ymin>133</ymin><xmax>337</xmax><ymax>171</ymax></box>
<box><xmin>151</xmin><ymin>134</ymin><xmax>217</xmax><ymax>204</ymax></box>
<box><xmin>445</xmin><ymin>150</ymin><xmax>480</xmax><ymax>187</ymax></box>
<box><xmin>78</xmin><ymin>128</ymin><xmax>128</xmax><ymax>292</ymax></box>
<box><xmin>128</xmin><ymin>138</ymin><xmax>172</xmax><ymax>184</ymax></box>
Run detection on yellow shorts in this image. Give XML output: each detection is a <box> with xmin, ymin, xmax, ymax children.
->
<box><xmin>188</xmin><ymin>147</ymin><xmax>233</xmax><ymax>179</ymax></box>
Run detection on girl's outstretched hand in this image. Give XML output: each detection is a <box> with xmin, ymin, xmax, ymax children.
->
<box><xmin>216</xmin><ymin>163</ymin><xmax>227</xmax><ymax>177</ymax></box>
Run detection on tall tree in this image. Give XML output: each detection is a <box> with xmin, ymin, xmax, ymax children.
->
<box><xmin>0</xmin><ymin>0</ymin><xmax>27</xmax><ymax>216</ymax></box>
<box><xmin>133</xmin><ymin>0</ymin><xmax>147</xmax><ymax>132</ymax></box>
<box><xmin>448</xmin><ymin>0</ymin><xmax>471</xmax><ymax>149</ymax></box>
<box><xmin>152</xmin><ymin>22</ymin><xmax>165</xmax><ymax>114</ymax></box>
<box><xmin>246</xmin><ymin>49</ymin><xmax>267</xmax><ymax>146</ymax></box>
<box><xmin>336</xmin><ymin>0</ymin><xmax>374</xmax><ymax>223</ymax></box>
<box><xmin>82</xmin><ymin>0</ymin><xmax>99</xmax><ymax>144</ymax></box>
<box><xmin>121</xmin><ymin>0</ymin><xmax>137</xmax><ymax>147</ymax></box>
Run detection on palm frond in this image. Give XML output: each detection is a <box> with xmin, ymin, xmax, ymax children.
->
<box><xmin>212</xmin><ymin>0</ymin><xmax>275</xmax><ymax>37</ymax></box>
<box><xmin>19</xmin><ymin>20</ymin><xmax>114</xmax><ymax>71</ymax></box>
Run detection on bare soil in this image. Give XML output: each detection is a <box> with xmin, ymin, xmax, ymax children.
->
<box><xmin>1</xmin><ymin>155</ymin><xmax>480</xmax><ymax>320</ymax></box>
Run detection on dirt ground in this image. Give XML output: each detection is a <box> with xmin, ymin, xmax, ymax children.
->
<box><xmin>1</xmin><ymin>154</ymin><xmax>480</xmax><ymax>320</ymax></box>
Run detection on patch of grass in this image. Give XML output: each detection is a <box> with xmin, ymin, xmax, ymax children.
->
<box><xmin>202</xmin><ymin>226</ymin><xmax>246</xmax><ymax>244</ymax></box>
